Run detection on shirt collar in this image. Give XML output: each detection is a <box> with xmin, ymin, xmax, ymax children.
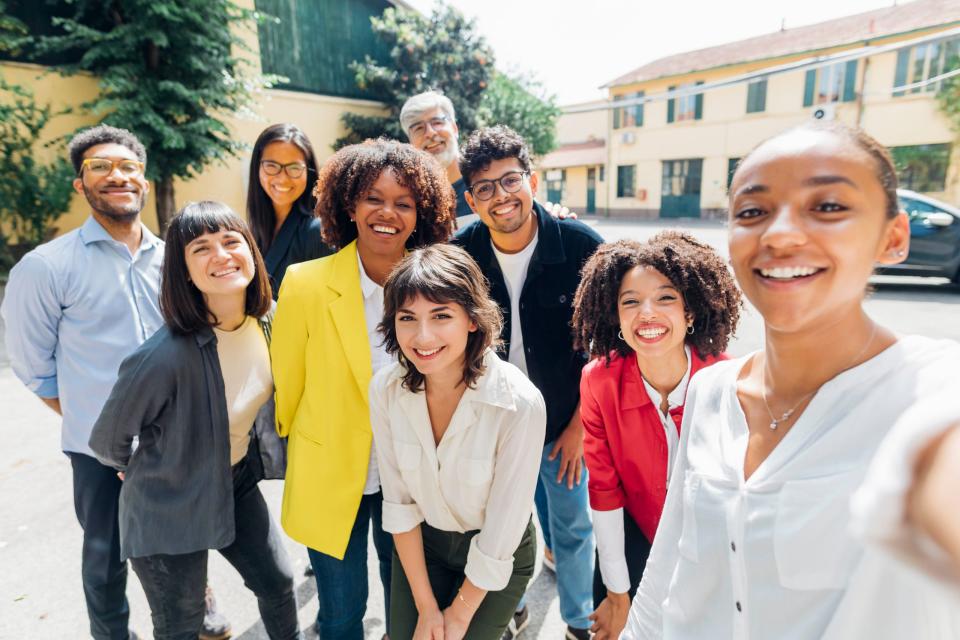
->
<box><xmin>461</xmin><ymin>351</ymin><xmax>519</xmax><ymax>411</ymax></box>
<box><xmin>640</xmin><ymin>345</ymin><xmax>693</xmax><ymax>412</ymax></box>
<box><xmin>79</xmin><ymin>215</ymin><xmax>162</xmax><ymax>252</ymax></box>
<box><xmin>357</xmin><ymin>249</ymin><xmax>381</xmax><ymax>300</ymax></box>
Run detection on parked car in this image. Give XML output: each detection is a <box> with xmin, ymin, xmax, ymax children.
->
<box><xmin>876</xmin><ymin>189</ymin><xmax>960</xmax><ymax>283</ymax></box>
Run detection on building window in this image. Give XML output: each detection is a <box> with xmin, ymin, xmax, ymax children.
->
<box><xmin>546</xmin><ymin>169</ymin><xmax>566</xmax><ymax>203</ymax></box>
<box><xmin>613</xmin><ymin>91</ymin><xmax>644</xmax><ymax>129</ymax></box>
<box><xmin>727</xmin><ymin>158</ymin><xmax>741</xmax><ymax>191</ymax></box>
<box><xmin>894</xmin><ymin>39</ymin><xmax>960</xmax><ymax>96</ymax></box>
<box><xmin>803</xmin><ymin>60</ymin><xmax>858</xmax><ymax>106</ymax></box>
<box><xmin>891</xmin><ymin>144</ymin><xmax>951</xmax><ymax>192</ymax></box>
<box><xmin>667</xmin><ymin>81</ymin><xmax>704</xmax><ymax>123</ymax></box>
<box><xmin>746</xmin><ymin>79</ymin><xmax>767</xmax><ymax>113</ymax></box>
<box><xmin>616</xmin><ymin>165</ymin><xmax>636</xmax><ymax>198</ymax></box>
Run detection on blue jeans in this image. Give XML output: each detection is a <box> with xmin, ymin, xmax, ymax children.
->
<box><xmin>308</xmin><ymin>491</ymin><xmax>393</xmax><ymax>640</ymax></box>
<box><xmin>519</xmin><ymin>442</ymin><xmax>595</xmax><ymax>629</ymax></box>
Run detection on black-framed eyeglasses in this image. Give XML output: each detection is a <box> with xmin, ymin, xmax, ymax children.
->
<box><xmin>408</xmin><ymin>114</ymin><xmax>450</xmax><ymax>138</ymax></box>
<box><xmin>469</xmin><ymin>171</ymin><xmax>528</xmax><ymax>201</ymax></box>
<box><xmin>260</xmin><ymin>160</ymin><xmax>308</xmax><ymax>179</ymax></box>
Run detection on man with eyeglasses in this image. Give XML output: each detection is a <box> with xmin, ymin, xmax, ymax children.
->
<box><xmin>453</xmin><ymin>125</ymin><xmax>602</xmax><ymax>640</ymax></box>
<box><xmin>1</xmin><ymin>125</ymin><xmax>230</xmax><ymax>640</ymax></box>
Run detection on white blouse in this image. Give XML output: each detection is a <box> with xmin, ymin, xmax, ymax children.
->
<box><xmin>623</xmin><ymin>334</ymin><xmax>960</xmax><ymax>640</ymax></box>
<box><xmin>369</xmin><ymin>351</ymin><xmax>546</xmax><ymax>591</ymax></box>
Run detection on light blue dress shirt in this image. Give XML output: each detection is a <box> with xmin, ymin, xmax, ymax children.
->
<box><xmin>1</xmin><ymin>216</ymin><xmax>164</xmax><ymax>456</ymax></box>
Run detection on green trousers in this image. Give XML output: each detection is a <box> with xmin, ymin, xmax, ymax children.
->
<box><xmin>389</xmin><ymin>519</ymin><xmax>536</xmax><ymax>640</ymax></box>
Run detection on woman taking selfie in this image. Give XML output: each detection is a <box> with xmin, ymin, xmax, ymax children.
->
<box><xmin>623</xmin><ymin>122</ymin><xmax>960</xmax><ymax>639</ymax></box>
<box><xmin>247</xmin><ymin>123</ymin><xmax>331</xmax><ymax>297</ymax></box>
<box><xmin>271</xmin><ymin>139</ymin><xmax>455</xmax><ymax>639</ymax></box>
<box><xmin>570</xmin><ymin>233</ymin><xmax>740</xmax><ymax>640</ymax></box>
<box><xmin>89</xmin><ymin>202</ymin><xmax>299</xmax><ymax>639</ymax></box>
<box><xmin>371</xmin><ymin>243</ymin><xmax>545</xmax><ymax>640</ymax></box>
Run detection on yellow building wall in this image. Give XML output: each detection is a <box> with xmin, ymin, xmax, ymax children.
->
<box><xmin>605</xmin><ymin>25</ymin><xmax>960</xmax><ymax>216</ymax></box>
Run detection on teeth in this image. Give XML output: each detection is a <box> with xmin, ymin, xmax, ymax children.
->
<box><xmin>415</xmin><ymin>347</ymin><xmax>441</xmax><ymax>356</ymax></box>
<box><xmin>636</xmin><ymin>327</ymin><xmax>667</xmax><ymax>339</ymax></box>
<box><xmin>492</xmin><ymin>203</ymin><xmax>517</xmax><ymax>215</ymax></box>
<box><xmin>213</xmin><ymin>267</ymin><xmax>239</xmax><ymax>277</ymax></box>
<box><xmin>760</xmin><ymin>266</ymin><xmax>819</xmax><ymax>279</ymax></box>
<box><xmin>372</xmin><ymin>225</ymin><xmax>397</xmax><ymax>235</ymax></box>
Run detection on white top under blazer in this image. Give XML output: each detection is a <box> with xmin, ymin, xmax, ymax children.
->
<box><xmin>622</xmin><ymin>334</ymin><xmax>960</xmax><ymax>640</ymax></box>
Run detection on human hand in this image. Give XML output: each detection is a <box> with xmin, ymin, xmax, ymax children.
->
<box><xmin>441</xmin><ymin>599</ymin><xmax>473</xmax><ymax>640</ymax></box>
<box><xmin>543</xmin><ymin>201</ymin><xmax>578</xmax><ymax>220</ymax></box>
<box><xmin>548</xmin><ymin>410</ymin><xmax>585</xmax><ymax>489</ymax></box>
<box><xmin>589</xmin><ymin>591</ymin><xmax>631</xmax><ymax>640</ymax></box>
<box><xmin>117</xmin><ymin>471</ymin><xmax>125</xmax><ymax>481</ymax></box>
<box><xmin>413</xmin><ymin>607</ymin><xmax>445</xmax><ymax>640</ymax></box>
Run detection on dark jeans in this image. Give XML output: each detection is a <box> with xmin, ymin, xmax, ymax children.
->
<box><xmin>130</xmin><ymin>459</ymin><xmax>300</xmax><ymax>640</ymax></box>
<box><xmin>69</xmin><ymin>452</ymin><xmax>131</xmax><ymax>640</ymax></box>
<box><xmin>592</xmin><ymin>509</ymin><xmax>652</xmax><ymax>608</ymax></box>
<box><xmin>307</xmin><ymin>491</ymin><xmax>393</xmax><ymax>640</ymax></box>
<box><xmin>390</xmin><ymin>520</ymin><xmax>536</xmax><ymax>640</ymax></box>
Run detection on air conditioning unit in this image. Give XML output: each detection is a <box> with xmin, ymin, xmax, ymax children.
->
<box><xmin>812</xmin><ymin>103</ymin><xmax>837</xmax><ymax>121</ymax></box>
<box><xmin>621</xmin><ymin>131</ymin><xmax>636</xmax><ymax>144</ymax></box>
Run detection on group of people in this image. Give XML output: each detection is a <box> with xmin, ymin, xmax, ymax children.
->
<box><xmin>3</xmin><ymin>87</ymin><xmax>960</xmax><ymax>640</ymax></box>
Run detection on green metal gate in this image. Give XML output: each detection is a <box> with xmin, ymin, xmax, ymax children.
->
<box><xmin>660</xmin><ymin>159</ymin><xmax>703</xmax><ymax>218</ymax></box>
<box><xmin>587</xmin><ymin>168</ymin><xmax>597</xmax><ymax>214</ymax></box>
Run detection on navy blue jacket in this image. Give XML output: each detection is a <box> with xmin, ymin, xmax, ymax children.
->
<box><xmin>453</xmin><ymin>201</ymin><xmax>603</xmax><ymax>444</ymax></box>
<box><xmin>264</xmin><ymin>202</ymin><xmax>333</xmax><ymax>299</ymax></box>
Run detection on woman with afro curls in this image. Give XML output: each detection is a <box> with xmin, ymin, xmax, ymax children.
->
<box><xmin>270</xmin><ymin>138</ymin><xmax>455</xmax><ymax>640</ymax></box>
<box><xmin>570</xmin><ymin>232</ymin><xmax>741</xmax><ymax>640</ymax></box>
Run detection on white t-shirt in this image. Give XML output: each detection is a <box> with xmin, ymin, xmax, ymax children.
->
<box><xmin>359</xmin><ymin>252</ymin><xmax>394</xmax><ymax>495</ymax></box>
<box><xmin>623</xmin><ymin>334</ymin><xmax>960</xmax><ymax>640</ymax></box>
<box><xmin>491</xmin><ymin>231</ymin><xmax>538</xmax><ymax>376</ymax></box>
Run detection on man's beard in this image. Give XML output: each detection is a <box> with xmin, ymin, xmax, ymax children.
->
<box><xmin>429</xmin><ymin>137</ymin><xmax>460</xmax><ymax>171</ymax></box>
<box><xmin>83</xmin><ymin>183</ymin><xmax>144</xmax><ymax>221</ymax></box>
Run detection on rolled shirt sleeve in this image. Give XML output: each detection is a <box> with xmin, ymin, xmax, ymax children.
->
<box><xmin>593</xmin><ymin>507</ymin><xmax>632</xmax><ymax>594</ymax></box>
<box><xmin>1</xmin><ymin>253</ymin><xmax>62</xmax><ymax>398</ymax></box>
<box><xmin>370</xmin><ymin>369</ymin><xmax>426</xmax><ymax>534</ymax></box>
<box><xmin>465</xmin><ymin>391</ymin><xmax>546</xmax><ymax>591</ymax></box>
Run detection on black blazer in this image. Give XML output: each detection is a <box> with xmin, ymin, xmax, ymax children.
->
<box><xmin>264</xmin><ymin>202</ymin><xmax>333</xmax><ymax>299</ymax></box>
<box><xmin>453</xmin><ymin>201</ymin><xmax>603</xmax><ymax>443</ymax></box>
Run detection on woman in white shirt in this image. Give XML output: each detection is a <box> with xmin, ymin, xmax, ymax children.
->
<box><xmin>624</xmin><ymin>120</ymin><xmax>960</xmax><ymax>640</ymax></box>
<box><xmin>370</xmin><ymin>243</ymin><xmax>546</xmax><ymax>640</ymax></box>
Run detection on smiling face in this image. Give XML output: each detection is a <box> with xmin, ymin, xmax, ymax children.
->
<box><xmin>258</xmin><ymin>141</ymin><xmax>308</xmax><ymax>213</ymax></box>
<box><xmin>395</xmin><ymin>294</ymin><xmax>477</xmax><ymax>383</ymax></box>
<box><xmin>728</xmin><ymin>128</ymin><xmax>909</xmax><ymax>333</ymax></box>
<box><xmin>406</xmin><ymin>107</ymin><xmax>460</xmax><ymax>169</ymax></box>
<box><xmin>184</xmin><ymin>228</ymin><xmax>256</xmax><ymax>303</ymax></box>
<box><xmin>73</xmin><ymin>143</ymin><xmax>149</xmax><ymax>221</ymax></box>
<box><xmin>617</xmin><ymin>265</ymin><xmax>691</xmax><ymax>360</ymax></box>
<box><xmin>464</xmin><ymin>157</ymin><xmax>539</xmax><ymax>237</ymax></box>
<box><xmin>352</xmin><ymin>168</ymin><xmax>418</xmax><ymax>259</ymax></box>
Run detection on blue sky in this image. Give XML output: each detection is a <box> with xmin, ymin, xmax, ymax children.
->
<box><xmin>404</xmin><ymin>0</ymin><xmax>905</xmax><ymax>104</ymax></box>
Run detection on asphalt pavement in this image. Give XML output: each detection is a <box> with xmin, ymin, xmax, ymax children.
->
<box><xmin>1</xmin><ymin>217</ymin><xmax>959</xmax><ymax>639</ymax></box>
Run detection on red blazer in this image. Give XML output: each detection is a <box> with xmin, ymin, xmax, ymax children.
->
<box><xmin>580</xmin><ymin>349</ymin><xmax>725</xmax><ymax>542</ymax></box>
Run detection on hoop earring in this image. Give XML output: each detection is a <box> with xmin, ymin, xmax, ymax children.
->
<box><xmin>617</xmin><ymin>330</ymin><xmax>625</xmax><ymax>341</ymax></box>
<box><xmin>687</xmin><ymin>324</ymin><xmax>695</xmax><ymax>335</ymax></box>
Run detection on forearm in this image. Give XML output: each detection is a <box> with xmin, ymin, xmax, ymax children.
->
<box><xmin>393</xmin><ymin>527</ymin><xmax>440</xmax><ymax>614</ymax></box>
<box><xmin>451</xmin><ymin>577</ymin><xmax>487</xmax><ymax>620</ymax></box>
<box><xmin>40</xmin><ymin>396</ymin><xmax>62</xmax><ymax>416</ymax></box>
<box><xmin>910</xmin><ymin>423</ymin><xmax>960</xmax><ymax>573</ymax></box>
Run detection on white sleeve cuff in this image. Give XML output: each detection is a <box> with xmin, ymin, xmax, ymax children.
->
<box><xmin>593</xmin><ymin>507</ymin><xmax>631</xmax><ymax>594</ymax></box>
<box><xmin>381</xmin><ymin>500</ymin><xmax>424</xmax><ymax>534</ymax></box>
<box><xmin>464</xmin><ymin>535</ymin><xmax>514</xmax><ymax>591</ymax></box>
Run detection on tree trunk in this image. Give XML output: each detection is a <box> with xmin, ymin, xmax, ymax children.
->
<box><xmin>155</xmin><ymin>178</ymin><xmax>176</xmax><ymax>234</ymax></box>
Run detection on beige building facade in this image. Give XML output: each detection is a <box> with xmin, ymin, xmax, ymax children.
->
<box><xmin>597</xmin><ymin>0</ymin><xmax>960</xmax><ymax>219</ymax></box>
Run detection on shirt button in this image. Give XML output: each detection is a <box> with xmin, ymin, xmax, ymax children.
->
<box><xmin>736</xmin><ymin>601</ymin><xmax>742</xmax><ymax>612</ymax></box>
<box><xmin>731</xmin><ymin>541</ymin><xmax>736</xmax><ymax>552</ymax></box>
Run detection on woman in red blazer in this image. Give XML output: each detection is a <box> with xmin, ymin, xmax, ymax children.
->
<box><xmin>571</xmin><ymin>232</ymin><xmax>742</xmax><ymax>640</ymax></box>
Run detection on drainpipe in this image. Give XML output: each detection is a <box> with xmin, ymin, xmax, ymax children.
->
<box><xmin>857</xmin><ymin>41</ymin><xmax>871</xmax><ymax>126</ymax></box>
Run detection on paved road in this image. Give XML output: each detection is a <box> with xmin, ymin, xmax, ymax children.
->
<box><xmin>1</xmin><ymin>217</ymin><xmax>958</xmax><ymax>639</ymax></box>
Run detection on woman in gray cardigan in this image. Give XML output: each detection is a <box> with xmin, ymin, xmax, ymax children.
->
<box><xmin>89</xmin><ymin>202</ymin><xmax>300</xmax><ymax>640</ymax></box>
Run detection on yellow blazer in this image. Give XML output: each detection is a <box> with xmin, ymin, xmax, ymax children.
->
<box><xmin>271</xmin><ymin>241</ymin><xmax>374</xmax><ymax>558</ymax></box>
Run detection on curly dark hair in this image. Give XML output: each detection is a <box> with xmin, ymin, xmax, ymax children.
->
<box><xmin>67</xmin><ymin>125</ymin><xmax>147</xmax><ymax>174</ymax></box>
<box><xmin>379</xmin><ymin>244</ymin><xmax>503</xmax><ymax>392</ymax></box>
<box><xmin>572</xmin><ymin>232</ymin><xmax>741</xmax><ymax>361</ymax></box>
<box><xmin>458</xmin><ymin>124</ymin><xmax>533</xmax><ymax>187</ymax></box>
<box><xmin>313</xmin><ymin>138</ymin><xmax>454</xmax><ymax>250</ymax></box>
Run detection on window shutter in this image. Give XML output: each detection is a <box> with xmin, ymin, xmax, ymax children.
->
<box><xmin>893</xmin><ymin>48</ymin><xmax>910</xmax><ymax>97</ymax></box>
<box><xmin>758</xmin><ymin>79</ymin><xmax>767</xmax><ymax>112</ymax></box>
<box><xmin>803</xmin><ymin>69</ymin><xmax>816</xmax><ymax>106</ymax></box>
<box><xmin>636</xmin><ymin>91</ymin><xmax>644</xmax><ymax>127</ymax></box>
<box><xmin>667</xmin><ymin>86</ymin><xmax>675</xmax><ymax>123</ymax></box>
<box><xmin>694</xmin><ymin>81</ymin><xmax>704</xmax><ymax>120</ymax></box>
<box><xmin>842</xmin><ymin>60</ymin><xmax>858</xmax><ymax>102</ymax></box>
<box><xmin>613</xmin><ymin>105</ymin><xmax>621</xmax><ymax>129</ymax></box>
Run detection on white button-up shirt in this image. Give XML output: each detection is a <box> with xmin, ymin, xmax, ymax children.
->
<box><xmin>359</xmin><ymin>252</ymin><xmax>391</xmax><ymax>495</ymax></box>
<box><xmin>370</xmin><ymin>351</ymin><xmax>546</xmax><ymax>591</ymax></box>
<box><xmin>624</xmin><ymin>335</ymin><xmax>960</xmax><ymax>640</ymax></box>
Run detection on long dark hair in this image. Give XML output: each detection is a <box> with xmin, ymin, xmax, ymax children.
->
<box><xmin>161</xmin><ymin>201</ymin><xmax>272</xmax><ymax>335</ymax></box>
<box><xmin>246</xmin><ymin>123</ymin><xmax>320</xmax><ymax>253</ymax></box>
<box><xmin>379</xmin><ymin>244</ymin><xmax>502</xmax><ymax>392</ymax></box>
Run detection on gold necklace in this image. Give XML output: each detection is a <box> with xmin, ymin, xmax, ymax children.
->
<box><xmin>761</xmin><ymin>321</ymin><xmax>878</xmax><ymax>431</ymax></box>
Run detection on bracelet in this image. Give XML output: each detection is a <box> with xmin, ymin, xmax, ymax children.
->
<box><xmin>457</xmin><ymin>590</ymin><xmax>477</xmax><ymax>611</ymax></box>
